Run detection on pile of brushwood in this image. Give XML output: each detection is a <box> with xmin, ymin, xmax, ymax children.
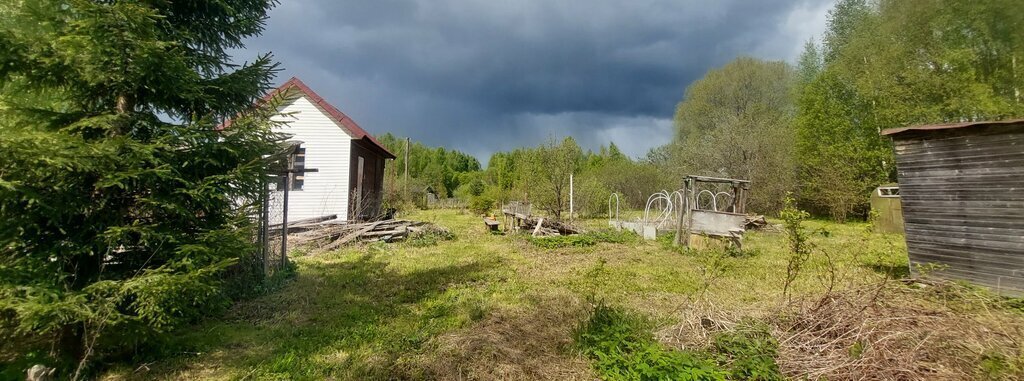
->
<box><xmin>282</xmin><ymin>216</ymin><xmax>453</xmax><ymax>253</ymax></box>
<box><xmin>659</xmin><ymin>279</ymin><xmax>1024</xmax><ymax>381</ymax></box>
<box><xmin>521</xmin><ymin>218</ymin><xmax>584</xmax><ymax>237</ymax></box>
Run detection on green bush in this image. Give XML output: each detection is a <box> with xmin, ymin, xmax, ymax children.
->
<box><xmin>574</xmin><ymin>302</ymin><xmax>727</xmax><ymax>381</ymax></box>
<box><xmin>468</xmin><ymin>194</ymin><xmax>496</xmax><ymax>215</ymax></box>
<box><xmin>711</xmin><ymin>321</ymin><xmax>784</xmax><ymax>381</ymax></box>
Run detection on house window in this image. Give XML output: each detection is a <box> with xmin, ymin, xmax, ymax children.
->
<box><xmin>276</xmin><ymin>146</ymin><xmax>306</xmax><ymax>191</ymax></box>
<box><xmin>292</xmin><ymin>147</ymin><xmax>305</xmax><ymax>191</ymax></box>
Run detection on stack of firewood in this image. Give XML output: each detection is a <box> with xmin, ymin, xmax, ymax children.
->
<box><xmin>274</xmin><ymin>216</ymin><xmax>450</xmax><ymax>253</ymax></box>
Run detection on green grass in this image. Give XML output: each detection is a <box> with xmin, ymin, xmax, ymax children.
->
<box><xmin>99</xmin><ymin>209</ymin><xmax>913</xmax><ymax>380</ymax></box>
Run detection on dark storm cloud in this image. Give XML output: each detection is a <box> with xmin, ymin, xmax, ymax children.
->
<box><xmin>238</xmin><ymin>0</ymin><xmax>834</xmax><ymax>161</ymax></box>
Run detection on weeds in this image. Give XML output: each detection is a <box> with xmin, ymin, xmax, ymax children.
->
<box><xmin>711</xmin><ymin>321</ymin><xmax>783</xmax><ymax>381</ymax></box>
<box><xmin>576</xmin><ymin>303</ymin><xmax>787</xmax><ymax>381</ymax></box>
<box><xmin>574</xmin><ymin>302</ymin><xmax>727</xmax><ymax>381</ymax></box>
<box><xmin>696</xmin><ymin>249</ymin><xmax>733</xmax><ymax>299</ymax></box>
<box><xmin>529</xmin><ymin>234</ymin><xmax>597</xmax><ymax>248</ymax></box>
<box><xmin>528</xmin><ymin>229</ymin><xmax>638</xmax><ymax>249</ymax></box>
<box><xmin>406</xmin><ymin>226</ymin><xmax>456</xmax><ymax>247</ymax></box>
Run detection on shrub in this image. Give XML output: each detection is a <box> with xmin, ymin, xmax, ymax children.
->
<box><xmin>468</xmin><ymin>194</ymin><xmax>496</xmax><ymax>215</ymax></box>
<box><xmin>574</xmin><ymin>302</ymin><xmax>727</xmax><ymax>381</ymax></box>
<box><xmin>711</xmin><ymin>321</ymin><xmax>784</xmax><ymax>381</ymax></box>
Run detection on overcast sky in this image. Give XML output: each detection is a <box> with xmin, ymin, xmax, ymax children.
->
<box><xmin>238</xmin><ymin>0</ymin><xmax>834</xmax><ymax>162</ymax></box>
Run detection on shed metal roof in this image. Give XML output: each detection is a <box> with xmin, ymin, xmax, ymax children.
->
<box><xmin>881</xmin><ymin>119</ymin><xmax>1024</xmax><ymax>136</ymax></box>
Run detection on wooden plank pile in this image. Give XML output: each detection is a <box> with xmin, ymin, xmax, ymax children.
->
<box><xmin>275</xmin><ymin>217</ymin><xmax>450</xmax><ymax>253</ymax></box>
<box><xmin>743</xmin><ymin>214</ymin><xmax>778</xmax><ymax>231</ymax></box>
<box><xmin>744</xmin><ymin>214</ymin><xmax>768</xmax><ymax>230</ymax></box>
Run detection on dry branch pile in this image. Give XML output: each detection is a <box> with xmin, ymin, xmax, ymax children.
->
<box><xmin>520</xmin><ymin>218</ymin><xmax>584</xmax><ymax>237</ymax></box>
<box><xmin>280</xmin><ymin>217</ymin><xmax>451</xmax><ymax>252</ymax></box>
<box><xmin>660</xmin><ymin>280</ymin><xmax>1024</xmax><ymax>380</ymax></box>
<box><xmin>773</xmin><ymin>281</ymin><xmax>1024</xmax><ymax>380</ymax></box>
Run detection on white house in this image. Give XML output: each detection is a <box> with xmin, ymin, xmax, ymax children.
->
<box><xmin>262</xmin><ymin>77</ymin><xmax>395</xmax><ymax>223</ymax></box>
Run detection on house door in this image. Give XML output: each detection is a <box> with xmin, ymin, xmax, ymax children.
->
<box><xmin>355</xmin><ymin>156</ymin><xmax>364</xmax><ymax>218</ymax></box>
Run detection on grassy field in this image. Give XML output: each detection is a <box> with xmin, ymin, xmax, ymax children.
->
<box><xmin>100</xmin><ymin>209</ymin><xmax>1024</xmax><ymax>380</ymax></box>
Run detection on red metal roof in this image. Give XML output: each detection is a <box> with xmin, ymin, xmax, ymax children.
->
<box><xmin>881</xmin><ymin>119</ymin><xmax>1024</xmax><ymax>136</ymax></box>
<box><xmin>221</xmin><ymin>77</ymin><xmax>395</xmax><ymax>159</ymax></box>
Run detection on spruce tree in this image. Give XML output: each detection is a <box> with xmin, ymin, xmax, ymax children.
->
<box><xmin>0</xmin><ymin>0</ymin><xmax>282</xmax><ymax>376</ymax></box>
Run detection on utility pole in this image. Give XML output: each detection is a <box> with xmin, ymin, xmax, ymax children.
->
<box><xmin>404</xmin><ymin>137</ymin><xmax>410</xmax><ymax>198</ymax></box>
<box><xmin>569</xmin><ymin>173</ymin><xmax>574</xmax><ymax>222</ymax></box>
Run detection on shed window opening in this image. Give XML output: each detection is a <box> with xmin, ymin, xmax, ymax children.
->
<box><xmin>877</xmin><ymin>186</ymin><xmax>899</xmax><ymax>198</ymax></box>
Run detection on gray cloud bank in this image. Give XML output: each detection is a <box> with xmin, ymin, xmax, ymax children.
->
<box><xmin>239</xmin><ymin>0</ymin><xmax>833</xmax><ymax>161</ymax></box>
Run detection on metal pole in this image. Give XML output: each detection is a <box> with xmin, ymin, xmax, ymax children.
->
<box><xmin>280</xmin><ymin>173</ymin><xmax>289</xmax><ymax>269</ymax></box>
<box><xmin>261</xmin><ymin>180</ymin><xmax>270</xmax><ymax>275</ymax></box>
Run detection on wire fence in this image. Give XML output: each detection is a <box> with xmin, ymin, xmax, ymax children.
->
<box><xmin>255</xmin><ymin>179</ymin><xmax>289</xmax><ymax>277</ymax></box>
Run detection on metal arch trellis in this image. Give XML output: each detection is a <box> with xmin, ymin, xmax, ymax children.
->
<box><xmin>714</xmin><ymin>192</ymin><xmax>733</xmax><ymax>210</ymax></box>
<box><xmin>696</xmin><ymin>189</ymin><xmax>716</xmax><ymax>211</ymax></box>
<box><xmin>608</xmin><ymin>192</ymin><xmax>621</xmax><ymax>225</ymax></box>
<box><xmin>608</xmin><ymin>182</ymin><xmax>744</xmax><ymax>233</ymax></box>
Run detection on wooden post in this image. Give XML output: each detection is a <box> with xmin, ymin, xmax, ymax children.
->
<box><xmin>673</xmin><ymin>178</ymin><xmax>688</xmax><ymax>246</ymax></box>
<box><xmin>731</xmin><ymin>182</ymin><xmax>740</xmax><ymax>213</ymax></box>
<box><xmin>682</xmin><ymin>177</ymin><xmax>695</xmax><ymax>247</ymax></box>
<box><xmin>741</xmin><ymin>183</ymin><xmax>749</xmax><ymax>216</ymax></box>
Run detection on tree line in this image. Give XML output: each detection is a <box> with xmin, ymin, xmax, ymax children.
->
<box><xmin>398</xmin><ymin>0</ymin><xmax>1024</xmax><ymax>221</ymax></box>
<box><xmin>669</xmin><ymin>0</ymin><xmax>1023</xmax><ymax>220</ymax></box>
<box><xmin>394</xmin><ymin>0</ymin><xmax>1024</xmax><ymax>220</ymax></box>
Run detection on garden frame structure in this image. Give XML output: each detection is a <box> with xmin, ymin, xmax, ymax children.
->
<box><xmin>673</xmin><ymin>175</ymin><xmax>751</xmax><ymax>248</ymax></box>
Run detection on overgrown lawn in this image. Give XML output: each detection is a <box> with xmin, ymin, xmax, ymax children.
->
<box><xmin>96</xmin><ymin>210</ymin><xmax>1023</xmax><ymax>380</ymax></box>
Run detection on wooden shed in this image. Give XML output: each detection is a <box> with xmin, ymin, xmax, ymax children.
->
<box><xmin>882</xmin><ymin>119</ymin><xmax>1024</xmax><ymax>295</ymax></box>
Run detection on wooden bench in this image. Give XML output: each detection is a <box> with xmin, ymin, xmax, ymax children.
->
<box><xmin>483</xmin><ymin>218</ymin><xmax>500</xmax><ymax>232</ymax></box>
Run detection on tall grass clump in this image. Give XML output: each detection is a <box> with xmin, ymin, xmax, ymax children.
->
<box><xmin>574</xmin><ymin>302</ymin><xmax>726</xmax><ymax>381</ymax></box>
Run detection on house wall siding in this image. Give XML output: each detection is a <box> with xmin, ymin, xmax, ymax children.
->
<box><xmin>892</xmin><ymin>124</ymin><xmax>1024</xmax><ymax>296</ymax></box>
<box><xmin>269</xmin><ymin>95</ymin><xmax>352</xmax><ymax>223</ymax></box>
